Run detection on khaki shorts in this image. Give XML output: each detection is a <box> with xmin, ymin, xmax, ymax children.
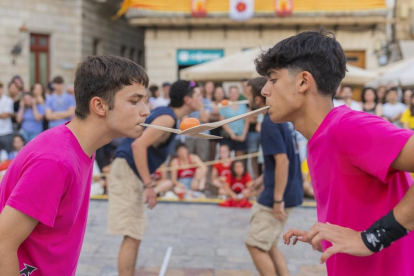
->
<box><xmin>107</xmin><ymin>158</ymin><xmax>146</xmax><ymax>241</ymax></box>
<box><xmin>245</xmin><ymin>203</ymin><xmax>293</xmax><ymax>252</ymax></box>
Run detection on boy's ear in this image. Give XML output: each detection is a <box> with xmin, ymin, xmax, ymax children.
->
<box><xmin>90</xmin><ymin>96</ymin><xmax>106</xmax><ymax>117</ymax></box>
<box><xmin>298</xmin><ymin>71</ymin><xmax>313</xmax><ymax>94</ymax></box>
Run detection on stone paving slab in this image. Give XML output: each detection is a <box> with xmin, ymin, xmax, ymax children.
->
<box><xmin>77</xmin><ymin>200</ymin><xmax>327</xmax><ymax>276</ymax></box>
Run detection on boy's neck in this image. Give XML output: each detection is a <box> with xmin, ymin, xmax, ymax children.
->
<box><xmin>292</xmin><ymin>97</ymin><xmax>334</xmax><ymax>141</ymax></box>
<box><xmin>66</xmin><ymin>117</ymin><xmax>114</xmax><ymax>158</ymax></box>
<box><xmin>172</xmin><ymin>106</ymin><xmax>192</xmax><ymax>120</ymax></box>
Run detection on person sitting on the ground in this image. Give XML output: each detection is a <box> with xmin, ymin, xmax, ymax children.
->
<box><xmin>211</xmin><ymin>144</ymin><xmax>232</xmax><ymax>193</ymax></box>
<box><xmin>8</xmin><ymin>134</ymin><xmax>26</xmax><ymax>160</ymax></box>
<box><xmin>223</xmin><ymin>160</ymin><xmax>254</xmax><ymax>200</ymax></box>
<box><xmin>170</xmin><ymin>142</ymin><xmax>207</xmax><ymax>198</ymax></box>
<box><xmin>301</xmin><ymin>158</ymin><xmax>315</xmax><ymax>198</ymax></box>
<box><xmin>152</xmin><ymin>162</ymin><xmax>174</xmax><ymax>196</ymax></box>
<box><xmin>90</xmin><ymin>160</ymin><xmax>106</xmax><ymax>196</ymax></box>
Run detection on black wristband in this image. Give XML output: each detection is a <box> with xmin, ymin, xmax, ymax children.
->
<box><xmin>361</xmin><ymin>210</ymin><xmax>409</xmax><ymax>253</ymax></box>
<box><xmin>143</xmin><ymin>184</ymin><xmax>156</xmax><ymax>189</ymax></box>
<box><xmin>274</xmin><ymin>199</ymin><xmax>284</xmax><ymax>204</ymax></box>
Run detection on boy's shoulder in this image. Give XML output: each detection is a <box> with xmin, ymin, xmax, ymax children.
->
<box><xmin>19</xmin><ymin>126</ymin><xmax>75</xmax><ymax>165</ymax></box>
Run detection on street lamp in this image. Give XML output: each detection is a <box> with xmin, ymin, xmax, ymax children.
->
<box><xmin>11</xmin><ymin>23</ymin><xmax>28</xmax><ymax>65</ymax></box>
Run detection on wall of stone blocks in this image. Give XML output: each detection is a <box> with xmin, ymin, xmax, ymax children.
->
<box><xmin>0</xmin><ymin>0</ymin><xmax>83</xmax><ymax>93</ymax></box>
<box><xmin>81</xmin><ymin>0</ymin><xmax>145</xmax><ymax>66</ymax></box>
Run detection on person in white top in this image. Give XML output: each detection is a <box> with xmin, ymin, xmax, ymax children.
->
<box><xmin>334</xmin><ymin>85</ymin><xmax>362</xmax><ymax>111</ymax></box>
<box><xmin>152</xmin><ymin>82</ymin><xmax>170</xmax><ymax>108</ymax></box>
<box><xmin>383</xmin><ymin>87</ymin><xmax>407</xmax><ymax>128</ymax></box>
<box><xmin>0</xmin><ymin>82</ymin><xmax>14</xmax><ymax>152</ymax></box>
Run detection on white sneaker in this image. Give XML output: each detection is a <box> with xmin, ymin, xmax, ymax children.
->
<box><xmin>162</xmin><ymin>191</ymin><xmax>179</xmax><ymax>200</ymax></box>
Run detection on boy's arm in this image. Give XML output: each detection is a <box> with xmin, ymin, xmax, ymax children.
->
<box><xmin>0</xmin><ymin>206</ymin><xmax>38</xmax><ymax>275</ymax></box>
<box><xmin>274</xmin><ymin>153</ymin><xmax>289</xmax><ymax>222</ymax></box>
<box><xmin>390</xmin><ymin>134</ymin><xmax>414</xmax><ymax>230</ymax></box>
<box><xmin>131</xmin><ymin>115</ymin><xmax>175</xmax><ymax>208</ymax></box>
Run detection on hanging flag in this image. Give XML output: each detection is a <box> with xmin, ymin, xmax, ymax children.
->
<box><xmin>112</xmin><ymin>0</ymin><xmax>132</xmax><ymax>20</ymax></box>
<box><xmin>275</xmin><ymin>0</ymin><xmax>293</xmax><ymax>17</ymax></box>
<box><xmin>229</xmin><ymin>0</ymin><xmax>254</xmax><ymax>22</ymax></box>
<box><xmin>191</xmin><ymin>0</ymin><xmax>207</xmax><ymax>17</ymax></box>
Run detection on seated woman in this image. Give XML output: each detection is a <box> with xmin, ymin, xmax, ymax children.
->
<box><xmin>170</xmin><ymin>142</ymin><xmax>207</xmax><ymax>198</ymax></box>
<box><xmin>8</xmin><ymin>134</ymin><xmax>26</xmax><ymax>160</ymax></box>
<box><xmin>211</xmin><ymin>144</ymin><xmax>232</xmax><ymax>192</ymax></box>
<box><xmin>222</xmin><ymin>160</ymin><xmax>255</xmax><ymax>200</ymax></box>
<box><xmin>301</xmin><ymin>158</ymin><xmax>315</xmax><ymax>198</ymax></box>
<box><xmin>152</xmin><ymin>162</ymin><xmax>174</xmax><ymax>196</ymax></box>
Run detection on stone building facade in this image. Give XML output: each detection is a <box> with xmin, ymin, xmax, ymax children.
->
<box><xmin>0</xmin><ymin>0</ymin><xmax>144</xmax><ymax>93</ymax></box>
<box><xmin>123</xmin><ymin>0</ymin><xmax>391</xmax><ymax>85</ymax></box>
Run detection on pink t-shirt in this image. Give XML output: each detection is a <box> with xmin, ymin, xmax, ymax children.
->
<box><xmin>0</xmin><ymin>124</ymin><xmax>94</xmax><ymax>276</ymax></box>
<box><xmin>308</xmin><ymin>105</ymin><xmax>414</xmax><ymax>276</ymax></box>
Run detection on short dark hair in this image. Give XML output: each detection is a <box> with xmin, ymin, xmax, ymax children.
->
<box><xmin>31</xmin><ymin>83</ymin><xmax>46</xmax><ymax>99</ymax></box>
<box><xmin>12</xmin><ymin>134</ymin><xmax>26</xmax><ymax>148</ymax></box>
<box><xmin>228</xmin><ymin>86</ymin><xmax>239</xmax><ymax>91</ymax></box>
<box><xmin>52</xmin><ymin>76</ymin><xmax>64</xmax><ymax>84</ymax></box>
<box><xmin>361</xmin><ymin>87</ymin><xmax>377</xmax><ymax>104</ymax></box>
<box><xmin>22</xmin><ymin>92</ymin><xmax>33</xmax><ymax>97</ymax></box>
<box><xmin>247</xmin><ymin>77</ymin><xmax>267</xmax><ymax>104</ymax></box>
<box><xmin>74</xmin><ymin>55</ymin><xmax>149</xmax><ymax>119</ymax></box>
<box><xmin>386</xmin><ymin>87</ymin><xmax>399</xmax><ymax>97</ymax></box>
<box><xmin>254</xmin><ymin>28</ymin><xmax>346</xmax><ymax>98</ymax></box>
<box><xmin>175</xmin><ymin>142</ymin><xmax>188</xmax><ymax>152</ymax></box>
<box><xmin>8</xmin><ymin>81</ymin><xmax>17</xmax><ymax>89</ymax></box>
<box><xmin>169</xmin><ymin>80</ymin><xmax>196</xmax><ymax>108</ymax></box>
<box><xmin>230</xmin><ymin>160</ymin><xmax>247</xmax><ymax>177</ymax></box>
<box><xmin>341</xmin><ymin>85</ymin><xmax>353</xmax><ymax>92</ymax></box>
<box><xmin>219</xmin><ymin>143</ymin><xmax>230</xmax><ymax>151</ymax></box>
<box><xmin>148</xmin><ymin>85</ymin><xmax>159</xmax><ymax>96</ymax></box>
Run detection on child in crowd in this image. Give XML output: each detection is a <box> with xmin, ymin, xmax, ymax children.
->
<box><xmin>211</xmin><ymin>144</ymin><xmax>232</xmax><ymax>195</ymax></box>
<box><xmin>8</xmin><ymin>134</ymin><xmax>25</xmax><ymax>160</ymax></box>
<box><xmin>223</xmin><ymin>160</ymin><xmax>255</xmax><ymax>200</ymax></box>
<box><xmin>153</xmin><ymin>163</ymin><xmax>174</xmax><ymax>196</ymax></box>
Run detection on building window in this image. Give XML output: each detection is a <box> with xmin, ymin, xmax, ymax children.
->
<box><xmin>120</xmin><ymin>45</ymin><xmax>127</xmax><ymax>57</ymax></box>
<box><xmin>344</xmin><ymin>50</ymin><xmax>366</xmax><ymax>69</ymax></box>
<box><xmin>93</xmin><ymin>38</ymin><xmax>100</xmax><ymax>55</ymax></box>
<box><xmin>30</xmin><ymin>33</ymin><xmax>50</xmax><ymax>87</ymax></box>
<box><xmin>137</xmin><ymin>49</ymin><xmax>144</xmax><ymax>66</ymax></box>
<box><xmin>129</xmin><ymin>48</ymin><xmax>135</xmax><ymax>61</ymax></box>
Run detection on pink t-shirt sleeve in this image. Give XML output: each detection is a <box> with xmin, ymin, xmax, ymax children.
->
<box><xmin>6</xmin><ymin>159</ymin><xmax>71</xmax><ymax>227</ymax></box>
<box><xmin>336</xmin><ymin>114</ymin><xmax>414</xmax><ymax>183</ymax></box>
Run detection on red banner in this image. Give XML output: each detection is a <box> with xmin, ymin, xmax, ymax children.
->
<box><xmin>275</xmin><ymin>0</ymin><xmax>293</xmax><ymax>17</ymax></box>
<box><xmin>191</xmin><ymin>0</ymin><xmax>207</xmax><ymax>17</ymax></box>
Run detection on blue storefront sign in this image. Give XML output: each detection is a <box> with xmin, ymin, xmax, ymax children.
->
<box><xmin>177</xmin><ymin>49</ymin><xmax>224</xmax><ymax>65</ymax></box>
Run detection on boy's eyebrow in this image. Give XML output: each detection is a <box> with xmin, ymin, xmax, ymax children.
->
<box><xmin>129</xmin><ymin>93</ymin><xmax>145</xmax><ymax>99</ymax></box>
<box><xmin>266</xmin><ymin>70</ymin><xmax>278</xmax><ymax>78</ymax></box>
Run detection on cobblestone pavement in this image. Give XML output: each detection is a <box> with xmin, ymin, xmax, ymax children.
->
<box><xmin>77</xmin><ymin>200</ymin><xmax>327</xmax><ymax>276</ymax></box>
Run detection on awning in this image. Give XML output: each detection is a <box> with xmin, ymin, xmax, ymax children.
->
<box><xmin>367</xmin><ymin>57</ymin><xmax>414</xmax><ymax>87</ymax></box>
<box><xmin>180</xmin><ymin>47</ymin><xmax>378</xmax><ymax>85</ymax></box>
